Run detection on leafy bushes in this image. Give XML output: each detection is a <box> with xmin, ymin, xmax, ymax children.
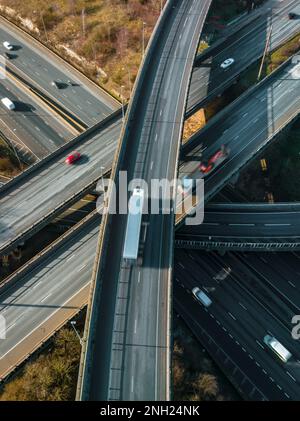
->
<box><xmin>0</xmin><ymin>328</ymin><xmax>81</xmax><ymax>401</ymax></box>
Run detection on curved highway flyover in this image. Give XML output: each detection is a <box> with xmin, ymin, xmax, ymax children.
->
<box><xmin>78</xmin><ymin>0</ymin><xmax>213</xmax><ymax>401</ymax></box>
<box><xmin>0</xmin><ymin>0</ymin><xmax>300</xmax><ymax>400</ymax></box>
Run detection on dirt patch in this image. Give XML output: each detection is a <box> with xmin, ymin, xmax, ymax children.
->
<box><xmin>173</xmin><ymin>314</ymin><xmax>240</xmax><ymax>401</ymax></box>
<box><xmin>183</xmin><ymin>109</ymin><xmax>206</xmax><ymax>144</ymax></box>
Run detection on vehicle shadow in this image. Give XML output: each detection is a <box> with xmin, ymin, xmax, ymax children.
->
<box><xmin>55</xmin><ymin>81</ymin><xmax>80</xmax><ymax>89</ymax></box>
<box><xmin>4</xmin><ymin>53</ymin><xmax>18</xmax><ymax>60</ymax></box>
<box><xmin>14</xmin><ymin>102</ymin><xmax>36</xmax><ymax>112</ymax></box>
<box><xmin>11</xmin><ymin>45</ymin><xmax>22</xmax><ymax>51</ymax></box>
<box><xmin>68</xmin><ymin>81</ymin><xmax>80</xmax><ymax>87</ymax></box>
<box><xmin>73</xmin><ymin>154</ymin><xmax>89</xmax><ymax>165</ymax></box>
<box><xmin>54</xmin><ymin>82</ymin><xmax>69</xmax><ymax>90</ymax></box>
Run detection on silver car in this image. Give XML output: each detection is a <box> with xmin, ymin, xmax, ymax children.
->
<box><xmin>220</xmin><ymin>58</ymin><xmax>234</xmax><ymax>69</ymax></box>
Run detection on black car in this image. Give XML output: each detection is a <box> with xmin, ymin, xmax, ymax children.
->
<box><xmin>288</xmin><ymin>12</ymin><xmax>297</xmax><ymax>19</ymax></box>
<box><xmin>3</xmin><ymin>52</ymin><xmax>11</xmax><ymax>59</ymax></box>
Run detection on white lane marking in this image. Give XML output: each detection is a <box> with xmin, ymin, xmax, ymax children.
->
<box><xmin>228</xmin><ymin>312</ymin><xmax>236</xmax><ymax>320</ymax></box>
<box><xmin>41</xmin><ymin>293</ymin><xmax>52</xmax><ymax>303</ymax></box>
<box><xmin>288</xmin><ymin>281</ymin><xmax>296</xmax><ymax>288</ymax></box>
<box><xmin>286</xmin><ymin>371</ymin><xmax>296</xmax><ymax>382</ymax></box>
<box><xmin>77</xmin><ymin>264</ymin><xmax>86</xmax><ymax>272</ymax></box>
<box><xmin>264</xmin><ymin>223</ymin><xmax>291</xmax><ymax>226</ymax></box>
<box><xmin>256</xmin><ymin>340</ymin><xmax>265</xmax><ymax>350</ymax></box>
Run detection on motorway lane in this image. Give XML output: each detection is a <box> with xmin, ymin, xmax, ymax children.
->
<box><xmin>177</xmin><ymin>208</ymin><xmax>300</xmax><ymax>241</ymax></box>
<box><xmin>232</xmin><ymin>252</ymin><xmax>300</xmax><ymax>319</ymax></box>
<box><xmin>174</xmin><ymin>285</ymin><xmax>286</xmax><ymax>400</ymax></box>
<box><xmin>0</xmin><ymin>76</ymin><xmax>74</xmax><ymax>158</ymax></box>
<box><xmin>1</xmin><ymin>54</ymin><xmax>300</xmax><ymax>256</ymax></box>
<box><xmin>180</xmin><ymin>58</ymin><xmax>300</xmax><ymax>206</ymax></box>
<box><xmin>174</xmin><ymin>249</ymin><xmax>300</xmax><ymax>399</ymax></box>
<box><xmin>0</xmin><ymin>17</ymin><xmax>118</xmax><ymax>126</ymax></box>
<box><xmin>81</xmin><ymin>0</ymin><xmax>212</xmax><ymax>401</ymax></box>
<box><xmin>0</xmin><ymin>116</ymin><xmax>122</xmax><ymax>254</ymax></box>
<box><xmin>187</xmin><ymin>0</ymin><xmax>300</xmax><ymax>114</ymax></box>
<box><xmin>0</xmin><ymin>217</ymin><xmax>99</xmax><ymax>365</ymax></box>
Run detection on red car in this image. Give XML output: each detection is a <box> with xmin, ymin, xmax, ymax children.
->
<box><xmin>65</xmin><ymin>151</ymin><xmax>81</xmax><ymax>165</ymax></box>
<box><xmin>199</xmin><ymin>145</ymin><xmax>229</xmax><ymax>175</ymax></box>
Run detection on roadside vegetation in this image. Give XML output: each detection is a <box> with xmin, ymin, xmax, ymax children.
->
<box><xmin>182</xmin><ymin>109</ymin><xmax>206</xmax><ymax>143</ymax></box>
<box><xmin>0</xmin><ymin>137</ymin><xmax>22</xmax><ymax>177</ymax></box>
<box><xmin>0</xmin><ymin>323</ymin><xmax>83</xmax><ymax>400</ymax></box>
<box><xmin>267</xmin><ymin>33</ymin><xmax>300</xmax><ymax>75</ymax></box>
<box><xmin>173</xmin><ymin>316</ymin><xmax>240</xmax><ymax>401</ymax></box>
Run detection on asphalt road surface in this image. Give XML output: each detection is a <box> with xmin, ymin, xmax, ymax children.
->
<box><xmin>180</xmin><ymin>57</ymin><xmax>300</xmax><ymax>209</ymax></box>
<box><xmin>187</xmin><ymin>0</ymin><xmax>300</xmax><ymax>114</ymax></box>
<box><xmin>2</xmin><ymin>214</ymin><xmax>300</xmax><ymax>400</ymax></box>
<box><xmin>174</xmin><ymin>248</ymin><xmax>300</xmax><ymax>400</ymax></box>
<box><xmin>177</xmin><ymin>203</ymin><xmax>300</xmax><ymax>243</ymax></box>
<box><xmin>0</xmin><ymin>114</ymin><xmax>122</xmax><ymax>255</ymax></box>
<box><xmin>1</xmin><ymin>1</ymin><xmax>298</xmax><ymax>254</ymax></box>
<box><xmin>1</xmin><ymin>56</ymin><xmax>299</xmax><ymax>257</ymax></box>
<box><xmin>0</xmin><ymin>74</ymin><xmax>74</xmax><ymax>159</ymax></box>
<box><xmin>0</xmin><ymin>216</ymin><xmax>99</xmax><ymax>379</ymax></box>
<box><xmin>0</xmin><ymin>17</ymin><xmax>118</xmax><ymax>126</ymax></box>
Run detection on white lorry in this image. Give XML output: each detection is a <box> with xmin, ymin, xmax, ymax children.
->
<box><xmin>263</xmin><ymin>335</ymin><xmax>292</xmax><ymax>363</ymax></box>
<box><xmin>123</xmin><ymin>187</ymin><xmax>144</xmax><ymax>261</ymax></box>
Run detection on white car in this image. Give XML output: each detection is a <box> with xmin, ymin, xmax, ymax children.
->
<box><xmin>1</xmin><ymin>97</ymin><xmax>15</xmax><ymax>110</ymax></box>
<box><xmin>3</xmin><ymin>41</ymin><xmax>13</xmax><ymax>50</ymax></box>
<box><xmin>192</xmin><ymin>287</ymin><xmax>212</xmax><ymax>307</ymax></box>
<box><xmin>220</xmin><ymin>58</ymin><xmax>234</xmax><ymax>69</ymax></box>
